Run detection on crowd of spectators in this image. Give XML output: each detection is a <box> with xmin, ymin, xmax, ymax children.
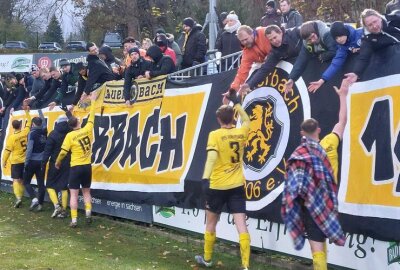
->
<box><xmin>0</xmin><ymin>0</ymin><xmax>399</xmax><ymax>127</ymax></box>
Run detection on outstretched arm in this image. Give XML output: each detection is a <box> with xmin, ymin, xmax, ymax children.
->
<box><xmin>332</xmin><ymin>80</ymin><xmax>349</xmax><ymax>140</ymax></box>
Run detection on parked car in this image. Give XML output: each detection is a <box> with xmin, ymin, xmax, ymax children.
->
<box><xmin>66</xmin><ymin>41</ymin><xmax>87</xmax><ymax>51</ymax></box>
<box><xmin>102</xmin><ymin>32</ymin><xmax>122</xmax><ymax>48</ymax></box>
<box><xmin>4</xmin><ymin>41</ymin><xmax>28</xmax><ymax>49</ymax></box>
<box><xmin>38</xmin><ymin>42</ymin><xmax>62</xmax><ymax>51</ymax></box>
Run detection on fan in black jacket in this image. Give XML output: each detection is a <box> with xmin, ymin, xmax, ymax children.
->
<box><xmin>72</xmin><ymin>62</ymin><xmax>88</xmax><ymax>107</ymax></box>
<box><xmin>345</xmin><ymin>9</ymin><xmax>400</xmax><ymax>83</ymax></box>
<box><xmin>124</xmin><ymin>47</ymin><xmax>152</xmax><ymax>104</ymax></box>
<box><xmin>145</xmin><ymin>45</ymin><xmax>175</xmax><ymax>79</ymax></box>
<box><xmin>84</xmin><ymin>42</ymin><xmax>116</xmax><ymax>94</ymax></box>
<box><xmin>181</xmin><ymin>17</ymin><xmax>207</xmax><ymax>69</ymax></box>
<box><xmin>43</xmin><ymin>113</ymin><xmax>72</xmax><ymax>217</ymax></box>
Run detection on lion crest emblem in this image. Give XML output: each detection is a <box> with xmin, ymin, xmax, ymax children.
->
<box><xmin>244</xmin><ymin>98</ymin><xmax>282</xmax><ymax>170</ymax></box>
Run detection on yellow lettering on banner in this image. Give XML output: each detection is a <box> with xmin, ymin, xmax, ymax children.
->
<box><xmin>71</xmin><ymin>82</ymin><xmax>206</xmax><ymax>186</ymax></box>
<box><xmin>102</xmin><ymin>77</ymin><xmax>166</xmax><ymax>105</ymax></box>
<box><xmin>245</xmin><ymin>181</ymin><xmax>261</xmax><ymax>200</ymax></box>
<box><xmin>346</xmin><ymin>87</ymin><xmax>400</xmax><ymax>207</ymax></box>
<box><xmin>266</xmin><ymin>177</ymin><xmax>275</xmax><ymax>191</ymax></box>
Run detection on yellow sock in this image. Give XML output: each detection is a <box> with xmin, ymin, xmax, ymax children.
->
<box><xmin>19</xmin><ymin>182</ymin><xmax>25</xmax><ymax>198</ymax></box>
<box><xmin>71</xmin><ymin>209</ymin><xmax>78</xmax><ymax>219</ymax></box>
<box><xmin>204</xmin><ymin>231</ymin><xmax>216</xmax><ymax>262</ymax></box>
<box><xmin>239</xmin><ymin>232</ymin><xmax>251</xmax><ymax>268</ymax></box>
<box><xmin>47</xmin><ymin>188</ymin><xmax>59</xmax><ymax>206</ymax></box>
<box><xmin>15</xmin><ymin>181</ymin><xmax>25</xmax><ymax>199</ymax></box>
<box><xmin>13</xmin><ymin>181</ymin><xmax>21</xmax><ymax>199</ymax></box>
<box><xmin>312</xmin><ymin>251</ymin><xmax>327</xmax><ymax>270</ymax></box>
<box><xmin>61</xmin><ymin>190</ymin><xmax>68</xmax><ymax>209</ymax></box>
<box><xmin>85</xmin><ymin>202</ymin><xmax>92</xmax><ymax>212</ymax></box>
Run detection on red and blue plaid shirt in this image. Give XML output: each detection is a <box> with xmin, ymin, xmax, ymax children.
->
<box><xmin>282</xmin><ymin>136</ymin><xmax>346</xmax><ymax>250</ymax></box>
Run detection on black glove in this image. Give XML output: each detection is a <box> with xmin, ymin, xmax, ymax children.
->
<box><xmin>24</xmin><ymin>162</ymin><xmax>29</xmax><ymax>172</ymax></box>
<box><xmin>40</xmin><ymin>161</ymin><xmax>47</xmax><ymax>172</ymax></box>
<box><xmin>202</xmin><ymin>178</ymin><xmax>210</xmax><ymax>194</ymax></box>
<box><xmin>227</xmin><ymin>89</ymin><xmax>240</xmax><ymax>105</ymax></box>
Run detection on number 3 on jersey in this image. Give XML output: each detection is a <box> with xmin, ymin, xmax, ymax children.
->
<box><xmin>78</xmin><ymin>136</ymin><xmax>91</xmax><ymax>154</ymax></box>
<box><xmin>230</xmin><ymin>141</ymin><xmax>240</xmax><ymax>163</ymax></box>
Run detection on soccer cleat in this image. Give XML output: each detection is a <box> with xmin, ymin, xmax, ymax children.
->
<box><xmin>69</xmin><ymin>221</ymin><xmax>78</xmax><ymax>228</ymax></box>
<box><xmin>195</xmin><ymin>255</ymin><xmax>213</xmax><ymax>268</ymax></box>
<box><xmin>35</xmin><ymin>204</ymin><xmax>43</xmax><ymax>212</ymax></box>
<box><xmin>51</xmin><ymin>205</ymin><xmax>62</xmax><ymax>218</ymax></box>
<box><xmin>85</xmin><ymin>214</ymin><xmax>93</xmax><ymax>225</ymax></box>
<box><xmin>29</xmin><ymin>198</ymin><xmax>39</xmax><ymax>211</ymax></box>
<box><xmin>57</xmin><ymin>210</ymin><xmax>67</xmax><ymax>218</ymax></box>
<box><xmin>14</xmin><ymin>199</ymin><xmax>22</xmax><ymax>208</ymax></box>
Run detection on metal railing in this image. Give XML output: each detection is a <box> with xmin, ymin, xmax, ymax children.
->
<box><xmin>168</xmin><ymin>51</ymin><xmax>242</xmax><ymax>82</ymax></box>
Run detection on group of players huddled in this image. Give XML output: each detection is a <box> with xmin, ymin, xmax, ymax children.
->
<box><xmin>3</xmin><ymin>92</ymin><xmax>98</xmax><ymax>228</ymax></box>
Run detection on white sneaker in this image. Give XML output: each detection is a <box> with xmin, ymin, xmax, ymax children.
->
<box><xmin>14</xmin><ymin>199</ymin><xmax>22</xmax><ymax>208</ymax></box>
<box><xmin>29</xmin><ymin>198</ymin><xmax>39</xmax><ymax>211</ymax></box>
<box><xmin>51</xmin><ymin>205</ymin><xmax>62</xmax><ymax>218</ymax></box>
<box><xmin>195</xmin><ymin>255</ymin><xmax>213</xmax><ymax>267</ymax></box>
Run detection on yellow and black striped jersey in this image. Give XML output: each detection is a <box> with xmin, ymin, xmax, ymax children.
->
<box><xmin>3</xmin><ymin>111</ymin><xmax>32</xmax><ymax>165</ymax></box>
<box><xmin>57</xmin><ymin>104</ymin><xmax>95</xmax><ymax>167</ymax></box>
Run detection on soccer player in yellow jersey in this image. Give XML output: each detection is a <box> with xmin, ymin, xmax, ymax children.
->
<box><xmin>195</xmin><ymin>90</ymin><xmax>251</xmax><ymax>270</ymax></box>
<box><xmin>3</xmin><ymin>106</ymin><xmax>31</xmax><ymax>207</ymax></box>
<box><xmin>55</xmin><ymin>91</ymin><xmax>98</xmax><ymax>228</ymax></box>
<box><xmin>284</xmin><ymin>82</ymin><xmax>348</xmax><ymax>270</ymax></box>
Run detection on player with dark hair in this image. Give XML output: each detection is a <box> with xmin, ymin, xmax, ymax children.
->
<box><xmin>55</xmin><ymin>91</ymin><xmax>98</xmax><ymax>228</ymax></box>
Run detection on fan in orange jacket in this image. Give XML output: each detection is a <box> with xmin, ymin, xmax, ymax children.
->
<box><xmin>230</xmin><ymin>25</ymin><xmax>272</xmax><ymax>91</ymax></box>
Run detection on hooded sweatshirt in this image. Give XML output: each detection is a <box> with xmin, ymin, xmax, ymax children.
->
<box><xmin>146</xmin><ymin>45</ymin><xmax>175</xmax><ymax>78</ymax></box>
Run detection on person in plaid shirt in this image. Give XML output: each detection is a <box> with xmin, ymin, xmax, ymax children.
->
<box><xmin>282</xmin><ymin>81</ymin><xmax>349</xmax><ymax>270</ymax></box>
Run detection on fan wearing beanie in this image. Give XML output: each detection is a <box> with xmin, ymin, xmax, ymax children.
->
<box><xmin>260</xmin><ymin>0</ymin><xmax>281</xmax><ymax>27</ymax></box>
<box><xmin>307</xmin><ymin>21</ymin><xmax>363</xmax><ymax>93</ymax></box>
<box><xmin>215</xmin><ymin>11</ymin><xmax>242</xmax><ymax>70</ymax></box>
<box><xmin>330</xmin><ymin>22</ymin><xmax>350</xmax><ymax>43</ymax></box>
<box><xmin>181</xmin><ymin>17</ymin><xmax>207</xmax><ymax>68</ymax></box>
<box><xmin>123</xmin><ymin>46</ymin><xmax>152</xmax><ymax>105</ymax></box>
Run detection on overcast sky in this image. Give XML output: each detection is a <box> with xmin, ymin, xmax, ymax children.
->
<box><xmin>55</xmin><ymin>1</ymin><xmax>82</xmax><ymax>38</ymax></box>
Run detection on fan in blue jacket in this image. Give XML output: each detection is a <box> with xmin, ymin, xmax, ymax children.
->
<box><xmin>308</xmin><ymin>22</ymin><xmax>363</xmax><ymax>93</ymax></box>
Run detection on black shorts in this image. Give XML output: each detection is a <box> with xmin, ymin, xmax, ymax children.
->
<box><xmin>205</xmin><ymin>185</ymin><xmax>246</xmax><ymax>214</ymax></box>
<box><xmin>46</xmin><ymin>161</ymin><xmax>69</xmax><ymax>191</ymax></box>
<box><xmin>68</xmin><ymin>164</ymin><xmax>92</xmax><ymax>189</ymax></box>
<box><xmin>302</xmin><ymin>205</ymin><xmax>326</xmax><ymax>242</ymax></box>
<box><xmin>11</xmin><ymin>163</ymin><xmax>24</xmax><ymax>179</ymax></box>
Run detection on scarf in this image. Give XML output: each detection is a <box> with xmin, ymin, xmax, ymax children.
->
<box><xmin>224</xmin><ymin>21</ymin><xmax>241</xmax><ymax>34</ymax></box>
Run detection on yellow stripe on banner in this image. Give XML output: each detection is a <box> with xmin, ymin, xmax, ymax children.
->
<box><xmin>346</xmin><ymin>86</ymin><xmax>400</xmax><ymax>207</ymax></box>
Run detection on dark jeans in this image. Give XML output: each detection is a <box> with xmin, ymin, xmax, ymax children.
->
<box><xmin>23</xmin><ymin>160</ymin><xmax>46</xmax><ymax>204</ymax></box>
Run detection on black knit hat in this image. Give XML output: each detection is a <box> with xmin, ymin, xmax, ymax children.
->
<box><xmin>128</xmin><ymin>47</ymin><xmax>140</xmax><ymax>55</ymax></box>
<box><xmin>183</xmin><ymin>17</ymin><xmax>195</xmax><ymax>28</ymax></box>
<box><xmin>59</xmin><ymin>58</ymin><xmax>70</xmax><ymax>67</ymax></box>
<box><xmin>15</xmin><ymin>73</ymin><xmax>24</xmax><ymax>83</ymax></box>
<box><xmin>266</xmin><ymin>0</ymin><xmax>276</xmax><ymax>9</ymax></box>
<box><xmin>155</xmin><ymin>28</ymin><xmax>166</xmax><ymax>35</ymax></box>
<box><xmin>330</xmin><ymin>21</ymin><xmax>350</xmax><ymax>39</ymax></box>
<box><xmin>220</xmin><ymin>12</ymin><xmax>228</xmax><ymax>21</ymax></box>
<box><xmin>76</xmin><ymin>62</ymin><xmax>87</xmax><ymax>71</ymax></box>
<box><xmin>155</xmin><ymin>34</ymin><xmax>168</xmax><ymax>47</ymax></box>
